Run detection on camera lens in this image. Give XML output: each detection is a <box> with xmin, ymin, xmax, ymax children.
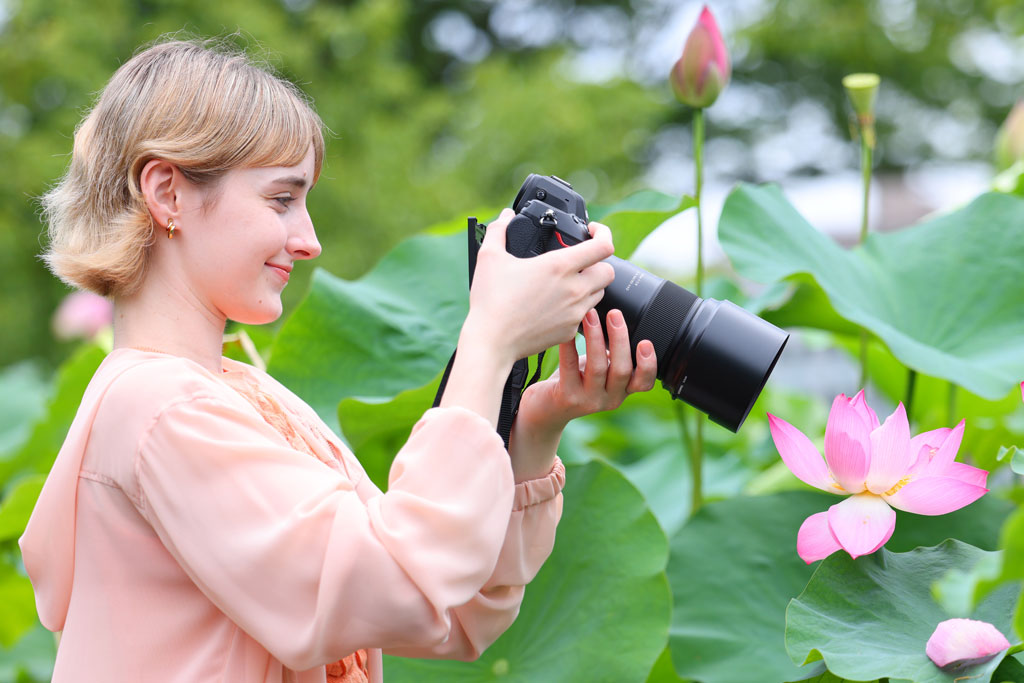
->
<box><xmin>595</xmin><ymin>257</ymin><xmax>788</xmax><ymax>432</ymax></box>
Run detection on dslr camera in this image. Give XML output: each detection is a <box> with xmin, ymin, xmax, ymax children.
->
<box><xmin>486</xmin><ymin>173</ymin><xmax>789</xmax><ymax>432</ymax></box>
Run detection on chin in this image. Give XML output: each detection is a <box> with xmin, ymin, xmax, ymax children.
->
<box><xmin>231</xmin><ymin>304</ymin><xmax>283</xmax><ymax>326</ymax></box>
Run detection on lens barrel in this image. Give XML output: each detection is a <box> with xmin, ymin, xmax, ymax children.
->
<box><xmin>594</xmin><ymin>258</ymin><xmax>788</xmax><ymax>432</ymax></box>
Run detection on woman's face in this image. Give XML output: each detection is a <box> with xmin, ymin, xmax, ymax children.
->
<box><xmin>176</xmin><ymin>145</ymin><xmax>321</xmax><ymax>325</ymax></box>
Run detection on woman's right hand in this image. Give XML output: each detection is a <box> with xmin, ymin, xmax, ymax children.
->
<box><xmin>461</xmin><ymin>208</ymin><xmax>616</xmax><ymax>366</ymax></box>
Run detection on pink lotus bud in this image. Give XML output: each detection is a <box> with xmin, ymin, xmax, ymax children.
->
<box><xmin>52</xmin><ymin>291</ymin><xmax>113</xmax><ymax>341</ymax></box>
<box><xmin>925</xmin><ymin>618</ymin><xmax>1010</xmax><ymax>670</ymax></box>
<box><xmin>670</xmin><ymin>6</ymin><xmax>731</xmax><ymax>109</ymax></box>
<box><xmin>996</xmin><ymin>101</ymin><xmax>1024</xmax><ymax>171</ymax></box>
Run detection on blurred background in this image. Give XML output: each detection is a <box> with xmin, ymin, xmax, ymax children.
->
<box><xmin>1</xmin><ymin>0</ymin><xmax>1021</xmax><ymax>374</ymax></box>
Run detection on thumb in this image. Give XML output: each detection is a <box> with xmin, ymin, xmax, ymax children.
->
<box><xmin>482</xmin><ymin>208</ymin><xmax>515</xmax><ymax>250</ymax></box>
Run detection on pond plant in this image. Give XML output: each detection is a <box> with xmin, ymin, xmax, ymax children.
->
<box><xmin>1</xmin><ymin>8</ymin><xmax>1024</xmax><ymax>683</ymax></box>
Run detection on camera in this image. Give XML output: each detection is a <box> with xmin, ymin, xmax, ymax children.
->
<box><xmin>491</xmin><ymin>173</ymin><xmax>789</xmax><ymax>432</ymax></box>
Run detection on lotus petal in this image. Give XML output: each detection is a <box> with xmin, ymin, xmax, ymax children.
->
<box><xmin>768</xmin><ymin>414</ymin><xmax>836</xmax><ymax>493</ymax></box>
<box><xmin>883</xmin><ymin>475</ymin><xmax>987</xmax><ymax>515</ymax></box>
<box><xmin>925</xmin><ymin>618</ymin><xmax>1010</xmax><ymax>669</ymax></box>
<box><xmin>946</xmin><ymin>462</ymin><xmax>988</xmax><ymax>488</ymax></box>
<box><xmin>907</xmin><ymin>427</ymin><xmax>951</xmax><ymax>475</ymax></box>
<box><xmin>827</xmin><ymin>493</ymin><xmax>896</xmax><ymax>559</ymax></box>
<box><xmin>796</xmin><ymin>511</ymin><xmax>842</xmax><ymax>564</ymax></box>
<box><xmin>848</xmin><ymin>390</ymin><xmax>880</xmax><ymax>431</ymax></box>
<box><xmin>921</xmin><ymin>420</ymin><xmax>965</xmax><ymax>478</ymax></box>
<box><xmin>865</xmin><ymin>403</ymin><xmax>911</xmax><ymax>494</ymax></box>
<box><xmin>824</xmin><ymin>394</ymin><xmax>871</xmax><ymax>494</ymax></box>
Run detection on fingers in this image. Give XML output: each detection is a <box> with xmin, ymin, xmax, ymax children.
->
<box><xmin>480</xmin><ymin>208</ymin><xmax>515</xmax><ymax>252</ymax></box>
<box><xmin>587</xmin><ymin>221</ymin><xmax>614</xmax><ymax>247</ymax></box>
<box><xmin>605</xmin><ymin>310</ymin><xmax>634</xmax><ymax>398</ymax></box>
<box><xmin>580</xmin><ymin>309</ymin><xmax>608</xmax><ymax>395</ymax></box>
<box><xmin>626</xmin><ymin>339</ymin><xmax>658</xmax><ymax>394</ymax></box>
<box><xmin>557</xmin><ymin>338</ymin><xmax>582</xmax><ymax>395</ymax></box>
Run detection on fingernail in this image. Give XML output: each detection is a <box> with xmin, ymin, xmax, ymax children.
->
<box><xmin>609</xmin><ymin>310</ymin><xmax>625</xmax><ymax>328</ymax></box>
<box><xmin>640</xmin><ymin>343</ymin><xmax>654</xmax><ymax>359</ymax></box>
<box><xmin>585</xmin><ymin>309</ymin><xmax>598</xmax><ymax>326</ymax></box>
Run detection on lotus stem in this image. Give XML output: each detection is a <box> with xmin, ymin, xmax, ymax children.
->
<box><xmin>857</xmin><ymin>137</ymin><xmax>873</xmax><ymax>389</ymax></box>
<box><xmin>905</xmin><ymin>369</ymin><xmax>918</xmax><ymax>422</ymax></box>
<box><xmin>691</xmin><ymin>108</ymin><xmax>706</xmax><ymax>514</ymax></box>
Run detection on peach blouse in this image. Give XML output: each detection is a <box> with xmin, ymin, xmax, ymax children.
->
<box><xmin>20</xmin><ymin>349</ymin><xmax>565</xmax><ymax>682</ymax></box>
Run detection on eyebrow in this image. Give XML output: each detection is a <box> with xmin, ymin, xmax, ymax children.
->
<box><xmin>270</xmin><ymin>175</ymin><xmax>309</xmax><ymax>190</ymax></box>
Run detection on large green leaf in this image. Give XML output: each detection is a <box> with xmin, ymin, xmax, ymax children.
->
<box><xmin>786</xmin><ymin>540</ymin><xmax>1022</xmax><ymax>683</ymax></box>
<box><xmin>268</xmin><ymin>232</ymin><xmax>470</xmax><ymax>433</ymax></box>
<box><xmin>666</xmin><ymin>492</ymin><xmax>1013</xmax><ymax>683</ymax></box>
<box><xmin>0</xmin><ymin>363</ymin><xmax>48</xmax><ymax>458</ymax></box>
<box><xmin>337</xmin><ymin>375</ymin><xmax>442</xmax><ymax>491</ymax></box>
<box><xmin>383</xmin><ymin>459</ymin><xmax>670</xmax><ymax>681</ymax></box>
<box><xmin>590</xmin><ymin>191</ymin><xmax>695</xmax><ymax>261</ymax></box>
<box><xmin>718</xmin><ymin>185</ymin><xmax>1024</xmax><ymax>400</ymax></box>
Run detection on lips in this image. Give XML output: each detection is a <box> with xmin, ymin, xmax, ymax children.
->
<box><xmin>266</xmin><ymin>262</ymin><xmax>291</xmax><ymax>283</ymax></box>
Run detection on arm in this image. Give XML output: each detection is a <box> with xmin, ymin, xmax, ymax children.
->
<box><xmin>135</xmin><ymin>395</ymin><xmax>520</xmax><ymax>671</ymax></box>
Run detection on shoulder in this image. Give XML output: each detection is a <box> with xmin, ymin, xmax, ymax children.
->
<box><xmin>84</xmin><ymin>351</ymin><xmax>253</xmax><ymax>480</ymax></box>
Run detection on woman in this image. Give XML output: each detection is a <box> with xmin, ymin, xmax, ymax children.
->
<box><xmin>20</xmin><ymin>38</ymin><xmax>657</xmax><ymax>682</ymax></box>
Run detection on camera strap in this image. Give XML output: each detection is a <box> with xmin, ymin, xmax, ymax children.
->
<box><xmin>431</xmin><ymin>217</ymin><xmax>546</xmax><ymax>450</ymax></box>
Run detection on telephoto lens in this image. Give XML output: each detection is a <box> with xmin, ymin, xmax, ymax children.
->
<box><xmin>510</xmin><ymin>174</ymin><xmax>789</xmax><ymax>432</ymax></box>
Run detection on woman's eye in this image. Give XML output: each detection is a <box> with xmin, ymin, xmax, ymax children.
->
<box><xmin>274</xmin><ymin>196</ymin><xmax>294</xmax><ymax>208</ymax></box>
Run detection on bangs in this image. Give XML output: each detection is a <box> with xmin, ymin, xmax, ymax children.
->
<box><xmin>230</xmin><ymin>81</ymin><xmax>325</xmax><ymax>182</ymax></box>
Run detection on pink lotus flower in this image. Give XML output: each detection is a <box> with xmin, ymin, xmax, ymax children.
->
<box><xmin>670</xmin><ymin>6</ymin><xmax>730</xmax><ymax>109</ymax></box>
<box><xmin>768</xmin><ymin>391</ymin><xmax>989</xmax><ymax>563</ymax></box>
<box><xmin>52</xmin><ymin>291</ymin><xmax>113</xmax><ymax>341</ymax></box>
<box><xmin>926</xmin><ymin>618</ymin><xmax>1010</xmax><ymax>670</ymax></box>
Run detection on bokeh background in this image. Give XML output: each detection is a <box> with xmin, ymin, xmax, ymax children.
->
<box><xmin>1</xmin><ymin>0</ymin><xmax>1021</xmax><ymax>372</ymax></box>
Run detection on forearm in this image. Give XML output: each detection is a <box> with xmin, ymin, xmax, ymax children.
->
<box><xmin>508</xmin><ymin>410</ymin><xmax>565</xmax><ymax>482</ymax></box>
<box><xmin>438</xmin><ymin>317</ymin><xmax>515</xmax><ymax>429</ymax></box>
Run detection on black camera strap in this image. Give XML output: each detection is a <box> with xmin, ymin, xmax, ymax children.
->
<box><xmin>432</xmin><ymin>217</ymin><xmax>545</xmax><ymax>450</ymax></box>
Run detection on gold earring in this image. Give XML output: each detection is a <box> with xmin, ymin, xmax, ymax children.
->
<box><xmin>165</xmin><ymin>218</ymin><xmax>176</xmax><ymax>239</ymax></box>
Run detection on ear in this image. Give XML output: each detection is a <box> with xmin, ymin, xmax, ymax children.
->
<box><xmin>139</xmin><ymin>159</ymin><xmax>186</xmax><ymax>228</ymax></box>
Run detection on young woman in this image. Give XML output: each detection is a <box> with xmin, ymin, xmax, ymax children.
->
<box><xmin>20</xmin><ymin>38</ymin><xmax>658</xmax><ymax>682</ymax></box>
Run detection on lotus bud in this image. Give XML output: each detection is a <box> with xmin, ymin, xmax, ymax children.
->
<box><xmin>843</xmin><ymin>73</ymin><xmax>880</xmax><ymax>149</ymax></box>
<box><xmin>670</xmin><ymin>6</ymin><xmax>731</xmax><ymax>109</ymax></box>
<box><xmin>995</xmin><ymin>101</ymin><xmax>1024</xmax><ymax>172</ymax></box>
<box><xmin>925</xmin><ymin>618</ymin><xmax>1010</xmax><ymax>670</ymax></box>
<box><xmin>52</xmin><ymin>291</ymin><xmax>113</xmax><ymax>341</ymax></box>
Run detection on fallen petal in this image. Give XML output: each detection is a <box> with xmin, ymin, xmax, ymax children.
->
<box><xmin>796</xmin><ymin>511</ymin><xmax>842</xmax><ymax>563</ymax></box>
<box><xmin>827</xmin><ymin>493</ymin><xmax>896</xmax><ymax>559</ymax></box>
<box><xmin>768</xmin><ymin>414</ymin><xmax>837</xmax><ymax>493</ymax></box>
<box><xmin>883</xmin><ymin>475</ymin><xmax>987</xmax><ymax>515</ymax></box>
<box><xmin>824</xmin><ymin>394</ymin><xmax>871</xmax><ymax>494</ymax></box>
<box><xmin>865</xmin><ymin>403</ymin><xmax>911</xmax><ymax>494</ymax></box>
<box><xmin>926</xmin><ymin>618</ymin><xmax>1010</xmax><ymax>669</ymax></box>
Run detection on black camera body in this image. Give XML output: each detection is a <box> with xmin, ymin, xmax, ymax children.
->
<box><xmin>495</xmin><ymin>173</ymin><xmax>789</xmax><ymax>432</ymax></box>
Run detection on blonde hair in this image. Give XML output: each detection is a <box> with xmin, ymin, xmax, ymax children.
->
<box><xmin>41</xmin><ymin>37</ymin><xmax>325</xmax><ymax>297</ymax></box>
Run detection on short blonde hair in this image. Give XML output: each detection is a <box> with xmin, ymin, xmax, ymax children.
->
<box><xmin>41</xmin><ymin>37</ymin><xmax>325</xmax><ymax>297</ymax></box>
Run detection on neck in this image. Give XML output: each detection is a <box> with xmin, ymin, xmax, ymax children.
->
<box><xmin>112</xmin><ymin>269</ymin><xmax>227</xmax><ymax>375</ymax></box>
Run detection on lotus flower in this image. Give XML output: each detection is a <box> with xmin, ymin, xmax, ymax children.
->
<box><xmin>926</xmin><ymin>618</ymin><xmax>1010</xmax><ymax>670</ymax></box>
<box><xmin>52</xmin><ymin>291</ymin><xmax>113</xmax><ymax>341</ymax></box>
<box><xmin>768</xmin><ymin>391</ymin><xmax>989</xmax><ymax>563</ymax></box>
<box><xmin>670</xmin><ymin>6</ymin><xmax>730</xmax><ymax>109</ymax></box>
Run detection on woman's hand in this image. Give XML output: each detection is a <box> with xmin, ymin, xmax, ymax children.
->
<box><xmin>508</xmin><ymin>308</ymin><xmax>658</xmax><ymax>482</ymax></box>
<box><xmin>459</xmin><ymin>209</ymin><xmax>616</xmax><ymax>368</ymax></box>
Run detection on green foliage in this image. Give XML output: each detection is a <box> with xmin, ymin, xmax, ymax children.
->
<box><xmin>383</xmin><ymin>460</ymin><xmax>671</xmax><ymax>681</ymax></box>
<box><xmin>720</xmin><ymin>184</ymin><xmax>1024</xmax><ymax>401</ymax></box>
<box><xmin>665</xmin><ymin>492</ymin><xmax>1012</xmax><ymax>683</ymax></box>
<box><xmin>786</xmin><ymin>541</ymin><xmax>1021</xmax><ymax>683</ymax></box>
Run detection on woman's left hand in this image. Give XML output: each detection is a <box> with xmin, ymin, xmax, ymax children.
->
<box><xmin>508</xmin><ymin>308</ymin><xmax>658</xmax><ymax>482</ymax></box>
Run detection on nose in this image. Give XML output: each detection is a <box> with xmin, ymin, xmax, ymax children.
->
<box><xmin>288</xmin><ymin>209</ymin><xmax>321</xmax><ymax>261</ymax></box>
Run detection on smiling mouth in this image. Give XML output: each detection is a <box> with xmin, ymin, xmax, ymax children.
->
<box><xmin>267</xmin><ymin>263</ymin><xmax>291</xmax><ymax>282</ymax></box>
